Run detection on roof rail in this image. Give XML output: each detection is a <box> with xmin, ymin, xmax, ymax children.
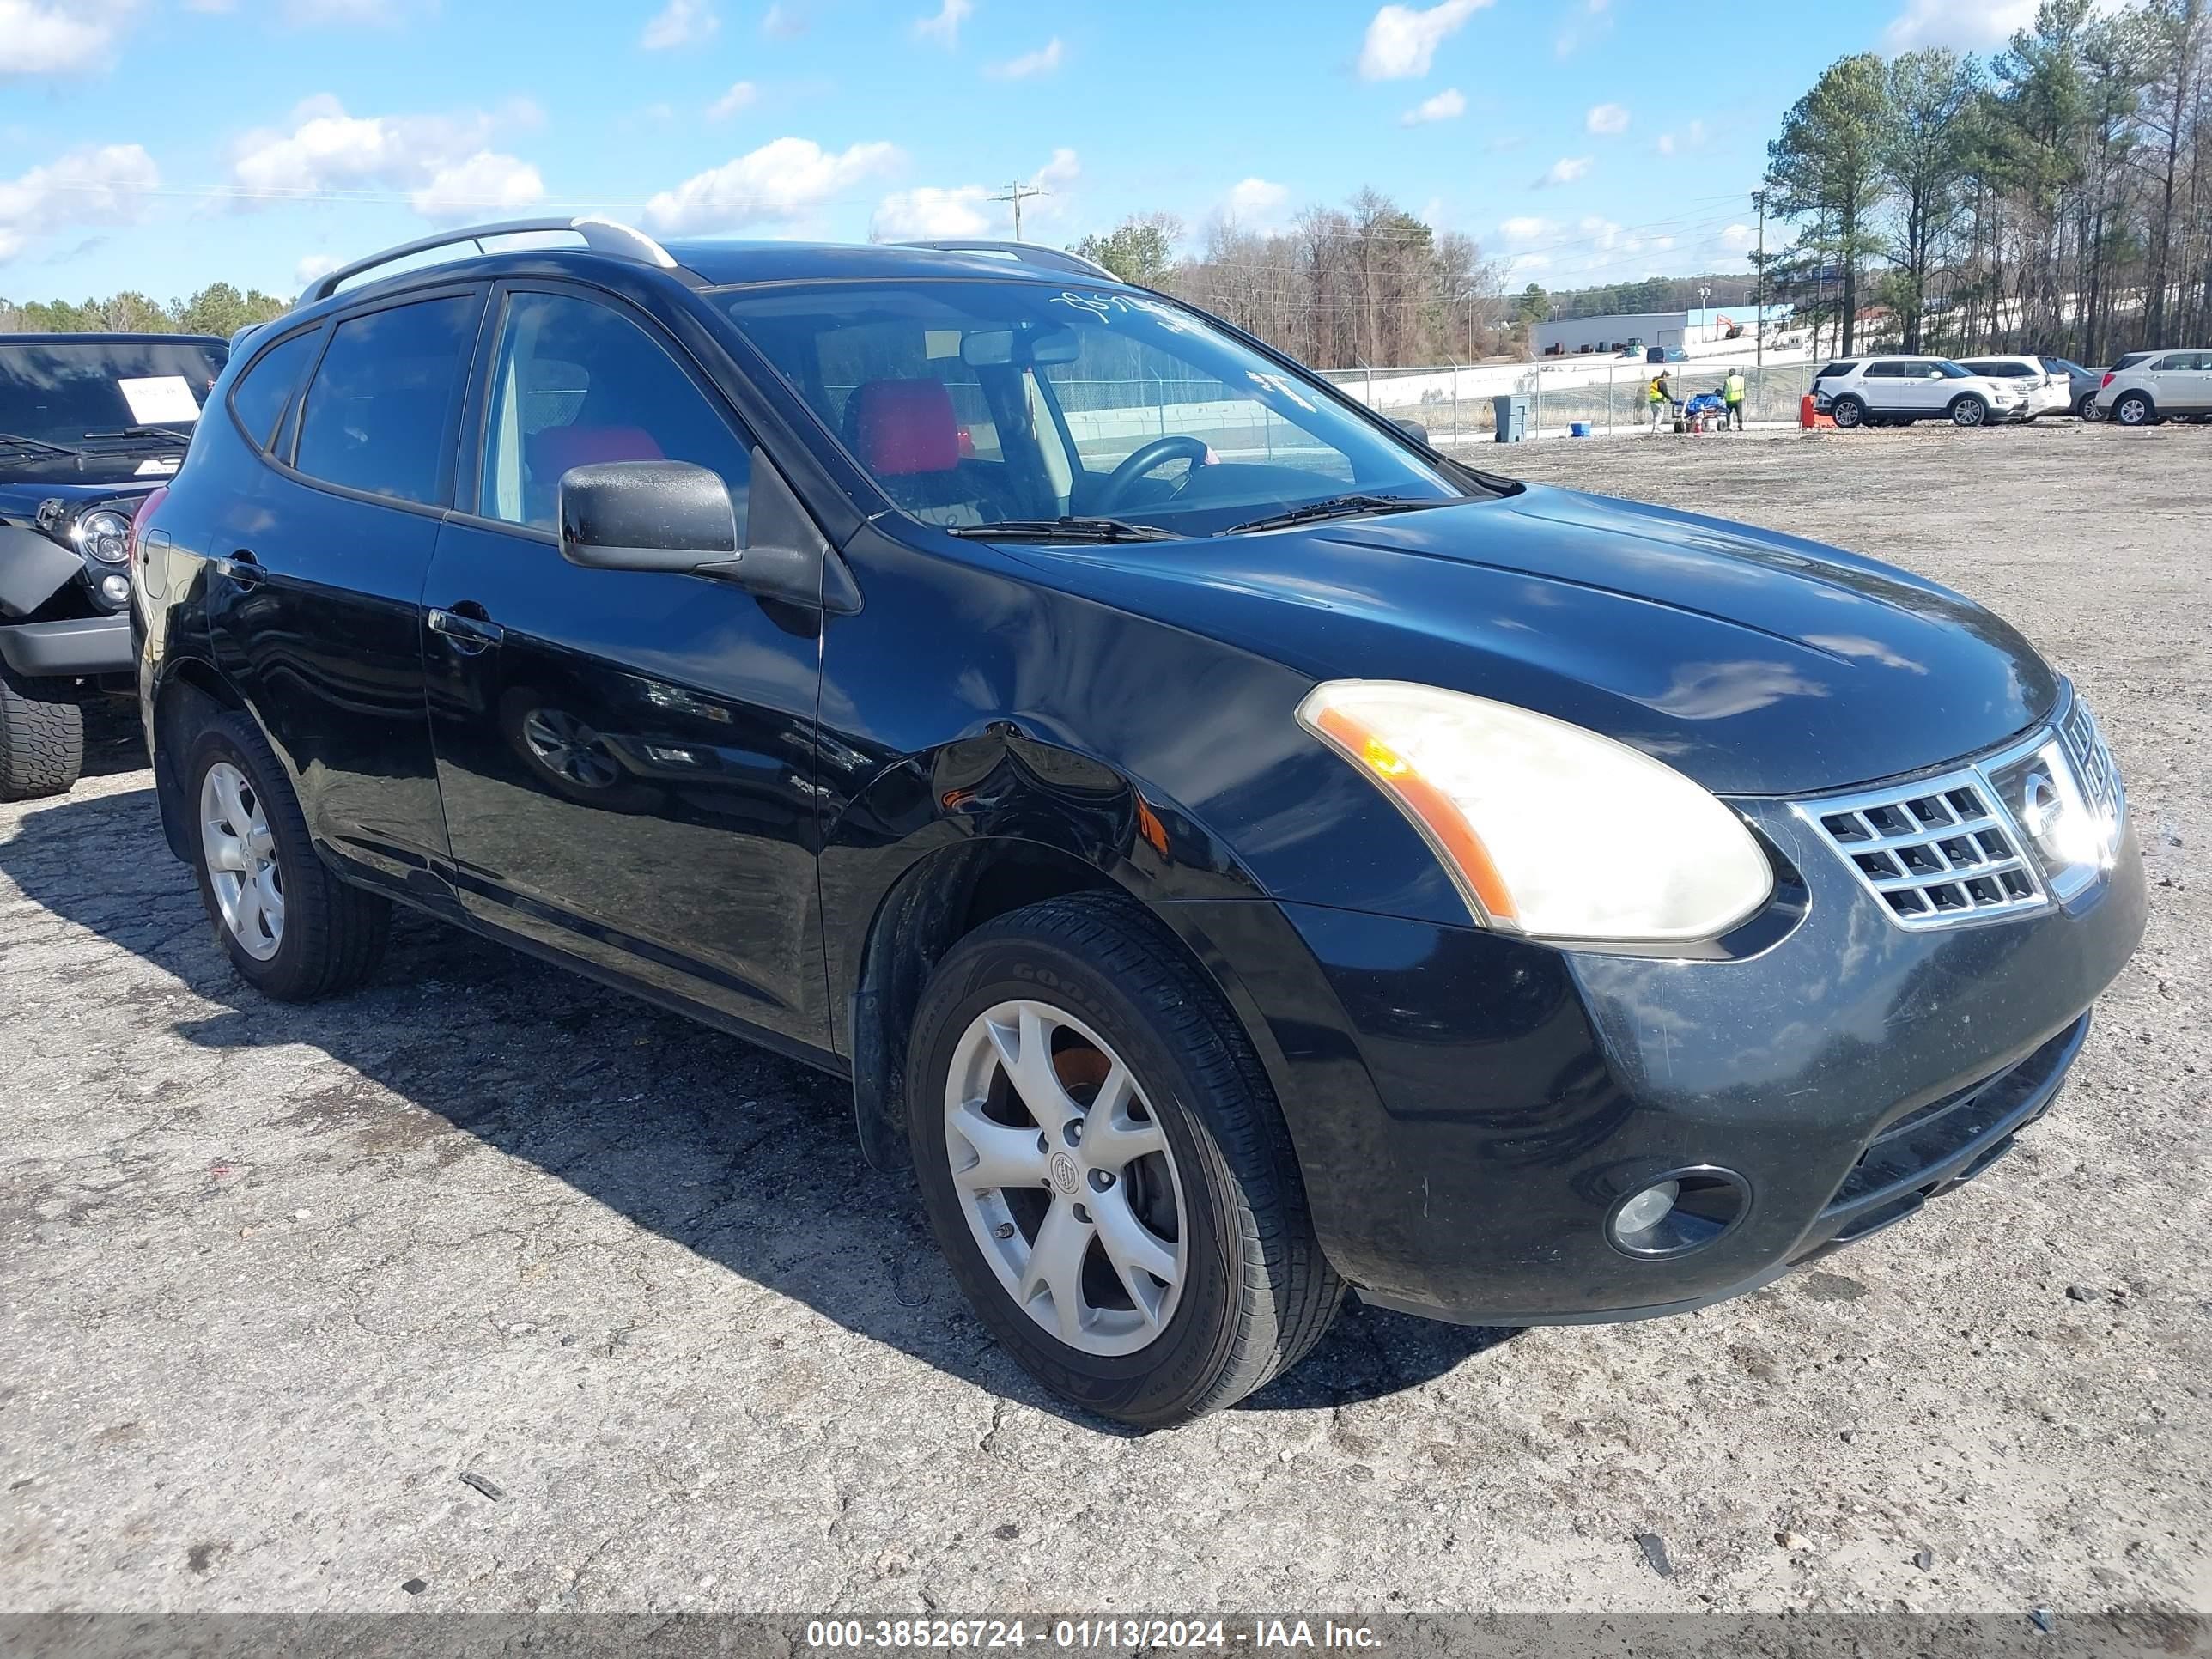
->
<box><xmin>898</xmin><ymin>240</ymin><xmax>1119</xmax><ymax>283</ymax></box>
<box><xmin>300</xmin><ymin>216</ymin><xmax>679</xmax><ymax>306</ymax></box>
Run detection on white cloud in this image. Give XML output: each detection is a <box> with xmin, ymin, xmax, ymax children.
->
<box><xmin>913</xmin><ymin>0</ymin><xmax>970</xmax><ymax>45</ymax></box>
<box><xmin>1358</xmin><ymin>0</ymin><xmax>1492</xmax><ymax>80</ymax></box>
<box><xmin>640</xmin><ymin>0</ymin><xmax>716</xmax><ymax>49</ymax></box>
<box><xmin>1401</xmin><ymin>88</ymin><xmax>1466</xmax><ymax>125</ymax></box>
<box><xmin>1224</xmin><ymin>177</ymin><xmax>1291</xmax><ymax>228</ymax></box>
<box><xmin>1510</xmin><ymin>253</ymin><xmax>1552</xmax><ymax>270</ymax></box>
<box><xmin>644</xmin><ymin>137</ymin><xmax>902</xmax><ymax>234</ymax></box>
<box><xmin>761</xmin><ymin>2</ymin><xmax>806</xmax><ymax>37</ymax></box>
<box><xmin>1656</xmin><ymin>118</ymin><xmax>1705</xmax><ymax>156</ymax></box>
<box><xmin>708</xmin><ymin>81</ymin><xmax>757</xmax><ymax>119</ymax></box>
<box><xmin>1717</xmin><ymin>222</ymin><xmax>1757</xmax><ymax>253</ymax></box>
<box><xmin>1884</xmin><ymin>0</ymin><xmax>2037</xmax><ymax>49</ymax></box>
<box><xmin>1577</xmin><ymin>215</ymin><xmax>1641</xmax><ymax>255</ymax></box>
<box><xmin>1585</xmin><ymin>101</ymin><xmax>1629</xmax><ymax>135</ymax></box>
<box><xmin>0</xmin><ymin>0</ymin><xmax>126</xmax><ymax>76</ymax></box>
<box><xmin>871</xmin><ymin>185</ymin><xmax>992</xmax><ymax>240</ymax></box>
<box><xmin>0</xmin><ymin>143</ymin><xmax>158</xmax><ymax>263</ymax></box>
<box><xmin>1651</xmin><ymin>234</ymin><xmax>1674</xmax><ymax>252</ymax></box>
<box><xmin>410</xmin><ymin>151</ymin><xmax>546</xmax><ymax>223</ymax></box>
<box><xmin>1534</xmin><ymin>155</ymin><xmax>1591</xmax><ymax>188</ymax></box>
<box><xmin>295</xmin><ymin>252</ymin><xmax>343</xmax><ymax>287</ymax></box>
<box><xmin>1554</xmin><ymin>0</ymin><xmax>1612</xmax><ymax>58</ymax></box>
<box><xmin>228</xmin><ymin>96</ymin><xmax>541</xmax><ymax>222</ymax></box>
<box><xmin>988</xmin><ymin>37</ymin><xmax>1063</xmax><ymax>77</ymax></box>
<box><xmin>1498</xmin><ymin>215</ymin><xmax>1554</xmax><ymax>242</ymax></box>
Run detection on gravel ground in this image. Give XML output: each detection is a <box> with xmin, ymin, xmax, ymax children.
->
<box><xmin>3</xmin><ymin>420</ymin><xmax>2208</xmax><ymax>1619</ymax></box>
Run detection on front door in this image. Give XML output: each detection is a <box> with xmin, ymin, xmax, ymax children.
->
<box><xmin>204</xmin><ymin>286</ymin><xmax>484</xmax><ymax>897</ymax></box>
<box><xmin>422</xmin><ymin>283</ymin><xmax>832</xmax><ymax>1049</ymax></box>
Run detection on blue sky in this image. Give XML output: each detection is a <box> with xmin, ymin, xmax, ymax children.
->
<box><xmin>2</xmin><ymin>0</ymin><xmax>2044</xmax><ymax>305</ymax></box>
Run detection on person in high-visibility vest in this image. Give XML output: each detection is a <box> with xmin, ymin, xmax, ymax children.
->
<box><xmin>1647</xmin><ymin>371</ymin><xmax>1674</xmax><ymax>431</ymax></box>
<box><xmin>1723</xmin><ymin>368</ymin><xmax>1747</xmax><ymax>430</ymax></box>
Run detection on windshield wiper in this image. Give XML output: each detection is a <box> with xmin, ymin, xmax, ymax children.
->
<box><xmin>0</xmin><ymin>430</ymin><xmax>87</xmax><ymax>459</ymax></box>
<box><xmin>948</xmin><ymin>516</ymin><xmax>1179</xmax><ymax>544</ymax></box>
<box><xmin>82</xmin><ymin>425</ymin><xmax>191</xmax><ymax>447</ymax></box>
<box><xmin>1222</xmin><ymin>494</ymin><xmax>1442</xmax><ymax>536</ymax></box>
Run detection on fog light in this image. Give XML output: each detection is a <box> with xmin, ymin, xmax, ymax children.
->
<box><xmin>1607</xmin><ymin>1167</ymin><xmax>1749</xmax><ymax>1258</ymax></box>
<box><xmin>1612</xmin><ymin>1181</ymin><xmax>1679</xmax><ymax>1237</ymax></box>
<box><xmin>99</xmin><ymin>574</ymin><xmax>132</xmax><ymax>604</ymax></box>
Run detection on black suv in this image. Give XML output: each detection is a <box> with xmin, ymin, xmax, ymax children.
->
<box><xmin>138</xmin><ymin>219</ymin><xmax>2144</xmax><ymax>1425</ymax></box>
<box><xmin>1</xmin><ymin>331</ymin><xmax>227</xmax><ymax>797</ymax></box>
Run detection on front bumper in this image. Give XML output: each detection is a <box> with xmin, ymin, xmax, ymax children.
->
<box><xmin>0</xmin><ymin>613</ymin><xmax>133</xmax><ymax>678</ymax></box>
<box><xmin>1161</xmin><ymin>792</ymin><xmax>2147</xmax><ymax>1328</ymax></box>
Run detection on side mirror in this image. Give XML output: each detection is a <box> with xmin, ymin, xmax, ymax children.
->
<box><xmin>558</xmin><ymin>460</ymin><xmax>738</xmax><ymax>574</ymax></box>
<box><xmin>1391</xmin><ymin>417</ymin><xmax>1430</xmax><ymax>445</ymax></box>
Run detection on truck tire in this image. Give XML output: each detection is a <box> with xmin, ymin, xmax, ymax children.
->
<box><xmin>0</xmin><ymin>665</ymin><xmax>85</xmax><ymax>800</ymax></box>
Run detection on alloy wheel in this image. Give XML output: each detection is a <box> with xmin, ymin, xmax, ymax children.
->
<box><xmin>1952</xmin><ymin>398</ymin><xmax>1986</xmax><ymax>427</ymax></box>
<box><xmin>521</xmin><ymin>707</ymin><xmax>621</xmax><ymax>789</ymax></box>
<box><xmin>943</xmin><ymin>999</ymin><xmax>1187</xmax><ymax>1356</ymax></box>
<box><xmin>2115</xmin><ymin>395</ymin><xmax>2149</xmax><ymax>427</ymax></box>
<box><xmin>200</xmin><ymin>760</ymin><xmax>283</xmax><ymax>960</ymax></box>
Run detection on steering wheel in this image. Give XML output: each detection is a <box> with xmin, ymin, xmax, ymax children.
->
<box><xmin>1093</xmin><ymin>434</ymin><xmax>1212</xmax><ymax>514</ymax></box>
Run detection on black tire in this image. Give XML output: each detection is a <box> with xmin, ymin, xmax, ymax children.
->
<box><xmin>0</xmin><ymin>665</ymin><xmax>84</xmax><ymax>800</ymax></box>
<box><xmin>1948</xmin><ymin>394</ymin><xmax>1989</xmax><ymax>428</ymax></box>
<box><xmin>908</xmin><ymin>894</ymin><xmax>1343</xmax><ymax>1427</ymax></box>
<box><xmin>181</xmin><ymin>707</ymin><xmax>390</xmax><ymax>1000</ymax></box>
<box><xmin>2112</xmin><ymin>391</ymin><xmax>2154</xmax><ymax>427</ymax></box>
<box><xmin>1830</xmin><ymin>395</ymin><xmax>1865</xmax><ymax>429</ymax></box>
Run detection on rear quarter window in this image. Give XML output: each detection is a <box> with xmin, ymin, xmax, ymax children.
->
<box><xmin>227</xmin><ymin>328</ymin><xmax>323</xmax><ymax>452</ymax></box>
<box><xmin>1817</xmin><ymin>362</ymin><xmax>1857</xmax><ymax>380</ymax></box>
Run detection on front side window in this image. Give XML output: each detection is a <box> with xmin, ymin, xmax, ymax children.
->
<box><xmin>479</xmin><ymin>291</ymin><xmax>752</xmax><ymax>535</ymax></box>
<box><xmin>722</xmin><ymin>279</ymin><xmax>1469</xmax><ymax>538</ymax></box>
<box><xmin>294</xmin><ymin>295</ymin><xmax>478</xmax><ymax>506</ymax></box>
<box><xmin>228</xmin><ymin>329</ymin><xmax>321</xmax><ymax>452</ymax></box>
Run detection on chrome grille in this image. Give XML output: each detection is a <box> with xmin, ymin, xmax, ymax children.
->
<box><xmin>2059</xmin><ymin>696</ymin><xmax>2121</xmax><ymax>829</ymax></box>
<box><xmin>1802</xmin><ymin>768</ymin><xmax>2047</xmax><ymax>929</ymax></box>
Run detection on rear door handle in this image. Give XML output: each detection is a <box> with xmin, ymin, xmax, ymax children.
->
<box><xmin>428</xmin><ymin>605</ymin><xmax>505</xmax><ymax>653</ymax></box>
<box><xmin>213</xmin><ymin>549</ymin><xmax>263</xmax><ymax>589</ymax></box>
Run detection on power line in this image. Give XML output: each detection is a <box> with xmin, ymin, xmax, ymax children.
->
<box><xmin>989</xmin><ymin>180</ymin><xmax>1050</xmax><ymax>240</ymax></box>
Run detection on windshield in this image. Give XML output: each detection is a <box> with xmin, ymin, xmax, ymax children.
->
<box><xmin>0</xmin><ymin>339</ymin><xmax>228</xmax><ymax>447</ymax></box>
<box><xmin>720</xmin><ymin>279</ymin><xmax>1471</xmax><ymax>538</ymax></box>
<box><xmin>1936</xmin><ymin>361</ymin><xmax>1976</xmax><ymax>379</ymax></box>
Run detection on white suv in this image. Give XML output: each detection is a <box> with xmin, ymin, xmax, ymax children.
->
<box><xmin>1957</xmin><ymin>355</ymin><xmax>2073</xmax><ymax>421</ymax></box>
<box><xmin>2096</xmin><ymin>349</ymin><xmax>2212</xmax><ymax>426</ymax></box>
<box><xmin>1813</xmin><ymin>356</ymin><xmax>2024</xmax><ymax>429</ymax></box>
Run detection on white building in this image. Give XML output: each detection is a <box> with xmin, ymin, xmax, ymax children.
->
<box><xmin>1534</xmin><ymin>303</ymin><xmax>1793</xmax><ymax>357</ymax></box>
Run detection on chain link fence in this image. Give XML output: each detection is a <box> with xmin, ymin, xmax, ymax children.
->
<box><xmin>1315</xmin><ymin>359</ymin><xmax>1820</xmax><ymax>446</ymax></box>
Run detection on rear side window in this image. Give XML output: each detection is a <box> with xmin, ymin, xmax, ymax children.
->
<box><xmin>294</xmin><ymin>295</ymin><xmax>479</xmax><ymax>506</ymax></box>
<box><xmin>228</xmin><ymin>329</ymin><xmax>321</xmax><ymax>452</ymax></box>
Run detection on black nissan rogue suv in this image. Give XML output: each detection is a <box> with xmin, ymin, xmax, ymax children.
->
<box><xmin>136</xmin><ymin>219</ymin><xmax>2146</xmax><ymax>1426</ymax></box>
<box><xmin>0</xmin><ymin>331</ymin><xmax>226</xmax><ymax>797</ymax></box>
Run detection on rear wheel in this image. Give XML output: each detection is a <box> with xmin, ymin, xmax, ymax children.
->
<box><xmin>2076</xmin><ymin>392</ymin><xmax>2100</xmax><ymax>420</ymax></box>
<box><xmin>183</xmin><ymin>708</ymin><xmax>390</xmax><ymax>1000</ymax></box>
<box><xmin>1830</xmin><ymin>395</ymin><xmax>1865</xmax><ymax>429</ymax></box>
<box><xmin>908</xmin><ymin>894</ymin><xmax>1343</xmax><ymax>1427</ymax></box>
<box><xmin>2112</xmin><ymin>391</ymin><xmax>2154</xmax><ymax>427</ymax></box>
<box><xmin>0</xmin><ymin>665</ymin><xmax>83</xmax><ymax>800</ymax></box>
<box><xmin>1948</xmin><ymin>394</ymin><xmax>1989</xmax><ymax>428</ymax></box>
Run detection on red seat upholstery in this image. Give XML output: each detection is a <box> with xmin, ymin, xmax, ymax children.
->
<box><xmin>851</xmin><ymin>380</ymin><xmax>960</xmax><ymax>477</ymax></box>
<box><xmin>528</xmin><ymin>424</ymin><xmax>665</xmax><ymax>481</ymax></box>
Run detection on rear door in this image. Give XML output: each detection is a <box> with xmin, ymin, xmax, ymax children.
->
<box><xmin>1859</xmin><ymin>361</ymin><xmax>1907</xmax><ymax>413</ymax></box>
<box><xmin>421</xmin><ymin>281</ymin><xmax>833</xmax><ymax>1050</ymax></box>
<box><xmin>204</xmin><ymin>284</ymin><xmax>484</xmax><ymax>898</ymax></box>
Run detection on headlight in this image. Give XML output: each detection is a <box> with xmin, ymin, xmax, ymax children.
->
<box><xmin>1297</xmin><ymin>680</ymin><xmax>1775</xmax><ymax>943</ymax></box>
<box><xmin>76</xmin><ymin>507</ymin><xmax>133</xmax><ymax>564</ymax></box>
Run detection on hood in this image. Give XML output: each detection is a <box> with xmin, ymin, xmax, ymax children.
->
<box><xmin>1011</xmin><ymin>485</ymin><xmax>2056</xmax><ymax>798</ymax></box>
<box><xmin>0</xmin><ymin>469</ymin><xmax>169</xmax><ymax>526</ymax></box>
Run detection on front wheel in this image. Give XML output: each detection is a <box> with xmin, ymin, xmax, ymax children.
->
<box><xmin>908</xmin><ymin>895</ymin><xmax>1343</xmax><ymax>1427</ymax></box>
<box><xmin>2112</xmin><ymin>392</ymin><xmax>2154</xmax><ymax>427</ymax></box>
<box><xmin>1830</xmin><ymin>395</ymin><xmax>1865</xmax><ymax>429</ymax></box>
<box><xmin>0</xmin><ymin>665</ymin><xmax>83</xmax><ymax>800</ymax></box>
<box><xmin>182</xmin><ymin>708</ymin><xmax>391</xmax><ymax>1000</ymax></box>
<box><xmin>1949</xmin><ymin>395</ymin><xmax>1989</xmax><ymax>428</ymax></box>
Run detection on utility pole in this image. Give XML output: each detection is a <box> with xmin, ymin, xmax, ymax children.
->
<box><xmin>991</xmin><ymin>180</ymin><xmax>1049</xmax><ymax>241</ymax></box>
<box><xmin>1753</xmin><ymin>187</ymin><xmax>1766</xmax><ymax>372</ymax></box>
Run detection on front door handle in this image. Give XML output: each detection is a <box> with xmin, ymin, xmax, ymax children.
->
<box><xmin>213</xmin><ymin>549</ymin><xmax>263</xmax><ymax>589</ymax></box>
<box><xmin>428</xmin><ymin>605</ymin><xmax>506</xmax><ymax>653</ymax></box>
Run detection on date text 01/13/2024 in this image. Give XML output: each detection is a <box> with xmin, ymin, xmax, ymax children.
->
<box><xmin>802</xmin><ymin>1620</ymin><xmax>1384</xmax><ymax>1650</ymax></box>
